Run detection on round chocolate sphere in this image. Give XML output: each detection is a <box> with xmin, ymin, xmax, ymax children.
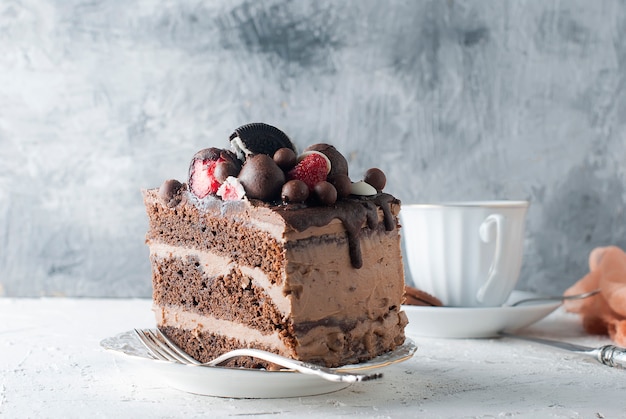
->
<box><xmin>214</xmin><ymin>160</ymin><xmax>241</xmax><ymax>183</ymax></box>
<box><xmin>329</xmin><ymin>174</ymin><xmax>352</xmax><ymax>198</ymax></box>
<box><xmin>364</xmin><ymin>168</ymin><xmax>386</xmax><ymax>191</ymax></box>
<box><xmin>304</xmin><ymin>143</ymin><xmax>348</xmax><ymax>178</ymax></box>
<box><xmin>273</xmin><ymin>147</ymin><xmax>297</xmax><ymax>170</ymax></box>
<box><xmin>238</xmin><ymin>154</ymin><xmax>285</xmax><ymax>201</ymax></box>
<box><xmin>281</xmin><ymin>179</ymin><xmax>309</xmax><ymax>203</ymax></box>
<box><xmin>158</xmin><ymin>179</ymin><xmax>184</xmax><ymax>207</ymax></box>
<box><xmin>314</xmin><ymin>181</ymin><xmax>338</xmax><ymax>205</ymax></box>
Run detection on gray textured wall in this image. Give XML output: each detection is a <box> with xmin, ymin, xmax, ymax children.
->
<box><xmin>1</xmin><ymin>0</ymin><xmax>625</xmax><ymax>297</ymax></box>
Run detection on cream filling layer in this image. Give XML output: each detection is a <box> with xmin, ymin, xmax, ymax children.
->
<box><xmin>154</xmin><ymin>304</ymin><xmax>288</xmax><ymax>352</ymax></box>
<box><xmin>148</xmin><ymin>242</ymin><xmax>292</xmax><ymax>315</ymax></box>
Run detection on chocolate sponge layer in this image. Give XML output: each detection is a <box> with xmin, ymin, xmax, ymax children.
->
<box><xmin>159</xmin><ymin>326</ymin><xmax>281</xmax><ymax>369</ymax></box>
<box><xmin>144</xmin><ymin>197</ymin><xmax>286</xmax><ymax>285</ymax></box>
<box><xmin>151</xmin><ymin>253</ymin><xmax>289</xmax><ymax>334</ymax></box>
<box><xmin>144</xmin><ymin>188</ymin><xmax>407</xmax><ymax>368</ymax></box>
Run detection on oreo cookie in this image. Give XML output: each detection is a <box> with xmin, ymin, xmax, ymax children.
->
<box><xmin>230</xmin><ymin>123</ymin><xmax>295</xmax><ymax>161</ymax></box>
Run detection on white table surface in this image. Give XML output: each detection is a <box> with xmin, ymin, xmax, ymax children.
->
<box><xmin>1</xmin><ymin>298</ymin><xmax>625</xmax><ymax>418</ymax></box>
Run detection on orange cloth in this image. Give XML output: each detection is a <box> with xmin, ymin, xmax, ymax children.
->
<box><xmin>564</xmin><ymin>246</ymin><xmax>626</xmax><ymax>346</ymax></box>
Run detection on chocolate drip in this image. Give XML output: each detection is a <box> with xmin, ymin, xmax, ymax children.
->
<box><xmin>273</xmin><ymin>193</ymin><xmax>399</xmax><ymax>269</ymax></box>
<box><xmin>373</xmin><ymin>193</ymin><xmax>397</xmax><ymax>232</ymax></box>
<box><xmin>345</xmin><ymin>226</ymin><xmax>363</xmax><ymax>269</ymax></box>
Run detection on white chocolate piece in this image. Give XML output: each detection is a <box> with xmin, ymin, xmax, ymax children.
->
<box><xmin>217</xmin><ymin>176</ymin><xmax>247</xmax><ymax>201</ymax></box>
<box><xmin>350</xmin><ymin>180</ymin><xmax>377</xmax><ymax>196</ymax></box>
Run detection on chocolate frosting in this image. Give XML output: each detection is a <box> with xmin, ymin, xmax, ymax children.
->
<box><xmin>271</xmin><ymin>193</ymin><xmax>399</xmax><ymax>268</ymax></box>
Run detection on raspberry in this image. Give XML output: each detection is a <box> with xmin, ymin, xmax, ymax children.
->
<box><xmin>188</xmin><ymin>148</ymin><xmax>241</xmax><ymax>199</ymax></box>
<box><xmin>287</xmin><ymin>153</ymin><xmax>329</xmax><ymax>191</ymax></box>
<box><xmin>189</xmin><ymin>157</ymin><xmax>222</xmax><ymax>198</ymax></box>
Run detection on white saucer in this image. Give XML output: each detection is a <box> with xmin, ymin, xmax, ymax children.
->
<box><xmin>402</xmin><ymin>290</ymin><xmax>561</xmax><ymax>339</ymax></box>
<box><xmin>100</xmin><ymin>331</ymin><xmax>417</xmax><ymax>399</ymax></box>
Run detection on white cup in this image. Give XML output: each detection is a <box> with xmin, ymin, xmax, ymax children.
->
<box><xmin>401</xmin><ymin>201</ymin><xmax>529</xmax><ymax>307</ymax></box>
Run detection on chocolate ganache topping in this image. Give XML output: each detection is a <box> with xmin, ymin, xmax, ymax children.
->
<box><xmin>273</xmin><ymin>193</ymin><xmax>399</xmax><ymax>268</ymax></box>
<box><xmin>181</xmin><ymin>123</ymin><xmax>398</xmax><ymax>268</ymax></box>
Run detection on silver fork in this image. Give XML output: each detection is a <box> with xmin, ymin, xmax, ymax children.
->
<box><xmin>508</xmin><ymin>289</ymin><xmax>601</xmax><ymax>307</ymax></box>
<box><xmin>133</xmin><ymin>328</ymin><xmax>383</xmax><ymax>383</ymax></box>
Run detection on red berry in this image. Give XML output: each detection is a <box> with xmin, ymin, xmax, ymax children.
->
<box><xmin>189</xmin><ymin>157</ymin><xmax>222</xmax><ymax>198</ymax></box>
<box><xmin>304</xmin><ymin>143</ymin><xmax>348</xmax><ymax>178</ymax></box>
<box><xmin>287</xmin><ymin>153</ymin><xmax>328</xmax><ymax>191</ymax></box>
<box><xmin>188</xmin><ymin>148</ymin><xmax>241</xmax><ymax>199</ymax></box>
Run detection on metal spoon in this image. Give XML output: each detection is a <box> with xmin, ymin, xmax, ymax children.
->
<box><xmin>500</xmin><ymin>332</ymin><xmax>626</xmax><ymax>369</ymax></box>
<box><xmin>508</xmin><ymin>289</ymin><xmax>601</xmax><ymax>307</ymax></box>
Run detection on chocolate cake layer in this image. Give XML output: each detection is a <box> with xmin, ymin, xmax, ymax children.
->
<box><xmin>151</xmin><ymin>254</ymin><xmax>288</xmax><ymax>333</ymax></box>
<box><xmin>159</xmin><ymin>326</ymin><xmax>282</xmax><ymax>369</ymax></box>
<box><xmin>144</xmin><ymin>187</ymin><xmax>407</xmax><ymax>368</ymax></box>
<box><xmin>145</xmin><ymin>197</ymin><xmax>286</xmax><ymax>285</ymax></box>
<box><xmin>160</xmin><ymin>303</ymin><xmax>404</xmax><ymax>369</ymax></box>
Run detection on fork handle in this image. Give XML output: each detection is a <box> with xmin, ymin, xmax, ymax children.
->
<box><xmin>206</xmin><ymin>349</ymin><xmax>381</xmax><ymax>383</ymax></box>
<box><xmin>597</xmin><ymin>345</ymin><xmax>626</xmax><ymax>369</ymax></box>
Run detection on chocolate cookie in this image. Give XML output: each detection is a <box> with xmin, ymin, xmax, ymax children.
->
<box><xmin>404</xmin><ymin>285</ymin><xmax>443</xmax><ymax>307</ymax></box>
<box><xmin>230</xmin><ymin>123</ymin><xmax>295</xmax><ymax>160</ymax></box>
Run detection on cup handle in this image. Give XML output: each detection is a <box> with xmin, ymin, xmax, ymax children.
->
<box><xmin>476</xmin><ymin>214</ymin><xmax>505</xmax><ymax>304</ymax></box>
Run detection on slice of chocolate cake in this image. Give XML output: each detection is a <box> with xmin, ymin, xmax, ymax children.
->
<box><xmin>143</xmin><ymin>123</ymin><xmax>407</xmax><ymax>368</ymax></box>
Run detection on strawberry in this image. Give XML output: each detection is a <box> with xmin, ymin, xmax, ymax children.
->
<box><xmin>189</xmin><ymin>158</ymin><xmax>221</xmax><ymax>198</ymax></box>
<box><xmin>287</xmin><ymin>152</ymin><xmax>329</xmax><ymax>191</ymax></box>
<box><xmin>188</xmin><ymin>148</ymin><xmax>241</xmax><ymax>199</ymax></box>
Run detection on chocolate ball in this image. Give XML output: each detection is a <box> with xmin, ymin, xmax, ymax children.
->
<box><xmin>273</xmin><ymin>147</ymin><xmax>297</xmax><ymax>170</ymax></box>
<box><xmin>214</xmin><ymin>160</ymin><xmax>241</xmax><ymax>183</ymax></box>
<box><xmin>238</xmin><ymin>154</ymin><xmax>285</xmax><ymax>201</ymax></box>
<box><xmin>158</xmin><ymin>179</ymin><xmax>184</xmax><ymax>207</ymax></box>
<box><xmin>364</xmin><ymin>168</ymin><xmax>386</xmax><ymax>191</ymax></box>
<box><xmin>329</xmin><ymin>174</ymin><xmax>352</xmax><ymax>198</ymax></box>
<box><xmin>188</xmin><ymin>148</ymin><xmax>221</xmax><ymax>170</ymax></box>
<box><xmin>314</xmin><ymin>181</ymin><xmax>338</xmax><ymax>205</ymax></box>
<box><xmin>281</xmin><ymin>179</ymin><xmax>309</xmax><ymax>203</ymax></box>
<box><xmin>304</xmin><ymin>143</ymin><xmax>349</xmax><ymax>178</ymax></box>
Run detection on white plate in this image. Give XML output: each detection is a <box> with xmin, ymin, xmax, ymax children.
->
<box><xmin>402</xmin><ymin>291</ymin><xmax>561</xmax><ymax>339</ymax></box>
<box><xmin>101</xmin><ymin>330</ymin><xmax>417</xmax><ymax>398</ymax></box>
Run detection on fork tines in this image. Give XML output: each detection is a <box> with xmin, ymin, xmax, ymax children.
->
<box><xmin>133</xmin><ymin>328</ymin><xmax>199</xmax><ymax>365</ymax></box>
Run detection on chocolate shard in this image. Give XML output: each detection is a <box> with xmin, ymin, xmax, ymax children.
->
<box><xmin>230</xmin><ymin>123</ymin><xmax>295</xmax><ymax>160</ymax></box>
